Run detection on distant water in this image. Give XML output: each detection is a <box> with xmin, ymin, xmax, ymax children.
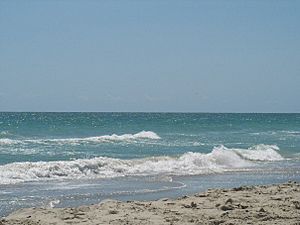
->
<box><xmin>0</xmin><ymin>113</ymin><xmax>300</xmax><ymax>216</ymax></box>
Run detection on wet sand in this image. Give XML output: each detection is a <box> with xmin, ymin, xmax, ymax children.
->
<box><xmin>1</xmin><ymin>181</ymin><xmax>300</xmax><ymax>225</ymax></box>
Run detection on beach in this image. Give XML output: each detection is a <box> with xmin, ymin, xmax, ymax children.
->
<box><xmin>2</xmin><ymin>181</ymin><xmax>299</xmax><ymax>225</ymax></box>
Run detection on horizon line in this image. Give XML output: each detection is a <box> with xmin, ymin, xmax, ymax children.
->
<box><xmin>0</xmin><ymin>111</ymin><xmax>299</xmax><ymax>114</ymax></box>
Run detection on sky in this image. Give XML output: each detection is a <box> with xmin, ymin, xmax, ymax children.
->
<box><xmin>0</xmin><ymin>0</ymin><xmax>299</xmax><ymax>112</ymax></box>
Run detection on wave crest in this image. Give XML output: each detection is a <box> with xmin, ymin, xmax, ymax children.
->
<box><xmin>0</xmin><ymin>131</ymin><xmax>161</xmax><ymax>146</ymax></box>
<box><xmin>230</xmin><ymin>144</ymin><xmax>283</xmax><ymax>161</ymax></box>
<box><xmin>0</xmin><ymin>144</ymin><xmax>283</xmax><ymax>185</ymax></box>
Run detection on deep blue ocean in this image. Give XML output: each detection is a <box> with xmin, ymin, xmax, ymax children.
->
<box><xmin>0</xmin><ymin>113</ymin><xmax>300</xmax><ymax>216</ymax></box>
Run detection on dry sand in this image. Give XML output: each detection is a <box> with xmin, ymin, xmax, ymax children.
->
<box><xmin>1</xmin><ymin>181</ymin><xmax>300</xmax><ymax>225</ymax></box>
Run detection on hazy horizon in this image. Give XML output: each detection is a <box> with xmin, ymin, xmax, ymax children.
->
<box><xmin>0</xmin><ymin>111</ymin><xmax>299</xmax><ymax>114</ymax></box>
<box><xmin>1</xmin><ymin>1</ymin><xmax>299</xmax><ymax>113</ymax></box>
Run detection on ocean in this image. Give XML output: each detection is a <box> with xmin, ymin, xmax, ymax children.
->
<box><xmin>0</xmin><ymin>112</ymin><xmax>300</xmax><ymax>216</ymax></box>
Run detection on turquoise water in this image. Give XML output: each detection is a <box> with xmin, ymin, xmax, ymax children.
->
<box><xmin>0</xmin><ymin>113</ymin><xmax>300</xmax><ymax>216</ymax></box>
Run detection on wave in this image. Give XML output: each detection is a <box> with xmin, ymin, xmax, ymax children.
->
<box><xmin>281</xmin><ymin>131</ymin><xmax>300</xmax><ymax>136</ymax></box>
<box><xmin>219</xmin><ymin>144</ymin><xmax>283</xmax><ymax>161</ymax></box>
<box><xmin>250</xmin><ymin>130</ymin><xmax>300</xmax><ymax>137</ymax></box>
<box><xmin>0</xmin><ymin>131</ymin><xmax>10</xmax><ymax>136</ymax></box>
<box><xmin>0</xmin><ymin>138</ymin><xmax>23</xmax><ymax>145</ymax></box>
<box><xmin>0</xmin><ymin>131</ymin><xmax>161</xmax><ymax>146</ymax></box>
<box><xmin>0</xmin><ymin>144</ymin><xmax>283</xmax><ymax>185</ymax></box>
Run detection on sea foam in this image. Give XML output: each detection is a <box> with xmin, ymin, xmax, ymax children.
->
<box><xmin>0</xmin><ymin>131</ymin><xmax>161</xmax><ymax>146</ymax></box>
<box><xmin>0</xmin><ymin>144</ymin><xmax>283</xmax><ymax>185</ymax></box>
<box><xmin>218</xmin><ymin>144</ymin><xmax>283</xmax><ymax>161</ymax></box>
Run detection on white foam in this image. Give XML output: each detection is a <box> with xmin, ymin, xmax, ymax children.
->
<box><xmin>84</xmin><ymin>130</ymin><xmax>161</xmax><ymax>142</ymax></box>
<box><xmin>231</xmin><ymin>144</ymin><xmax>283</xmax><ymax>161</ymax></box>
<box><xmin>47</xmin><ymin>199</ymin><xmax>60</xmax><ymax>208</ymax></box>
<box><xmin>0</xmin><ymin>131</ymin><xmax>161</xmax><ymax>146</ymax></box>
<box><xmin>0</xmin><ymin>138</ymin><xmax>22</xmax><ymax>145</ymax></box>
<box><xmin>0</xmin><ymin>144</ymin><xmax>284</xmax><ymax>185</ymax></box>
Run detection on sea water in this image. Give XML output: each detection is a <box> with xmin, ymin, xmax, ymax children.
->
<box><xmin>0</xmin><ymin>113</ymin><xmax>299</xmax><ymax>216</ymax></box>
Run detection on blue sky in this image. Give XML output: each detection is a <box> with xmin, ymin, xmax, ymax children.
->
<box><xmin>0</xmin><ymin>0</ymin><xmax>299</xmax><ymax>112</ymax></box>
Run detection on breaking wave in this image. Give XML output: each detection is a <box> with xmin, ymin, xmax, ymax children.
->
<box><xmin>0</xmin><ymin>144</ymin><xmax>283</xmax><ymax>185</ymax></box>
<box><xmin>0</xmin><ymin>131</ymin><xmax>161</xmax><ymax>146</ymax></box>
<box><xmin>218</xmin><ymin>144</ymin><xmax>283</xmax><ymax>161</ymax></box>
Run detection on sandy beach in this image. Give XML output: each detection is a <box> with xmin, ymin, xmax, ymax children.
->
<box><xmin>1</xmin><ymin>181</ymin><xmax>299</xmax><ymax>225</ymax></box>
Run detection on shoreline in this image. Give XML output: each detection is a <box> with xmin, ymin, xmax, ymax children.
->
<box><xmin>1</xmin><ymin>181</ymin><xmax>300</xmax><ymax>225</ymax></box>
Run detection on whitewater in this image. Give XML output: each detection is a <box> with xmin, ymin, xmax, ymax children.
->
<box><xmin>0</xmin><ymin>143</ymin><xmax>283</xmax><ymax>185</ymax></box>
<box><xmin>0</xmin><ymin>131</ymin><xmax>161</xmax><ymax>146</ymax></box>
